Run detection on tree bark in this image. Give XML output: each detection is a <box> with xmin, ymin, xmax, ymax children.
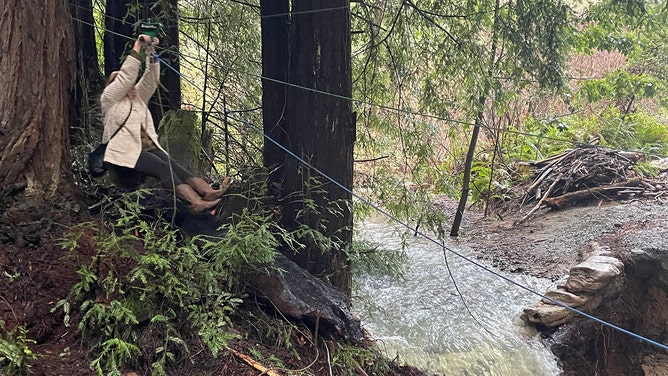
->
<box><xmin>143</xmin><ymin>0</ymin><xmax>181</xmax><ymax>119</ymax></box>
<box><xmin>157</xmin><ymin>110</ymin><xmax>210</xmax><ymax>175</ymax></box>
<box><xmin>69</xmin><ymin>0</ymin><xmax>105</xmax><ymax>143</ymax></box>
<box><xmin>261</xmin><ymin>0</ymin><xmax>355</xmax><ymax>294</ymax></box>
<box><xmin>261</xmin><ymin>0</ymin><xmax>290</xmax><ymax>198</ymax></box>
<box><xmin>0</xmin><ymin>0</ymin><xmax>75</xmax><ymax>201</ymax></box>
<box><xmin>104</xmin><ymin>0</ymin><xmax>134</xmax><ymax>76</ymax></box>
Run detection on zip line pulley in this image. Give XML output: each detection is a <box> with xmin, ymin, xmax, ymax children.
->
<box><xmin>135</xmin><ymin>19</ymin><xmax>163</xmax><ymax>38</ymax></box>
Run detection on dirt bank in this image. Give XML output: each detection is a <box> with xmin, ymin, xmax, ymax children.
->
<box><xmin>452</xmin><ymin>199</ymin><xmax>668</xmax><ymax>375</ymax></box>
<box><xmin>0</xmin><ymin>207</ymin><xmax>429</xmax><ymax>376</ymax></box>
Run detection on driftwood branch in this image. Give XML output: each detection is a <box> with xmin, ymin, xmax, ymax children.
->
<box><xmin>516</xmin><ymin>173</ymin><xmax>563</xmax><ymax>225</ymax></box>
<box><xmin>514</xmin><ymin>146</ymin><xmax>668</xmax><ymax>221</ymax></box>
<box><xmin>225</xmin><ymin>346</ymin><xmax>282</xmax><ymax>376</ymax></box>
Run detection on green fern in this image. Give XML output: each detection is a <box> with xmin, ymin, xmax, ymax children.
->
<box><xmin>0</xmin><ymin>320</ymin><xmax>37</xmax><ymax>376</ymax></box>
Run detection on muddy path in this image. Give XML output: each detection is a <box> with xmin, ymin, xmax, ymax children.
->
<box><xmin>453</xmin><ymin>200</ymin><xmax>668</xmax><ymax>281</ymax></box>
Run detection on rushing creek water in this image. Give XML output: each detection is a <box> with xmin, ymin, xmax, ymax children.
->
<box><xmin>352</xmin><ymin>217</ymin><xmax>562</xmax><ymax>376</ymax></box>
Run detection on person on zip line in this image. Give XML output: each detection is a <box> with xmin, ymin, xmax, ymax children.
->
<box><xmin>100</xmin><ymin>34</ymin><xmax>230</xmax><ymax>214</ymax></box>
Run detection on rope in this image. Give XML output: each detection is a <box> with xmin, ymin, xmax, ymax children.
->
<box><xmin>67</xmin><ymin>10</ymin><xmax>668</xmax><ymax>352</ymax></box>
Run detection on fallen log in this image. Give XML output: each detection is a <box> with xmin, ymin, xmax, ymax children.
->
<box><xmin>543</xmin><ymin>178</ymin><xmax>644</xmax><ymax>210</ymax></box>
<box><xmin>148</xmin><ymin>193</ymin><xmax>365</xmax><ymax>343</ymax></box>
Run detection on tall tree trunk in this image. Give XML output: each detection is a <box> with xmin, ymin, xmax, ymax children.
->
<box><xmin>142</xmin><ymin>0</ymin><xmax>181</xmax><ymax>119</ymax></box>
<box><xmin>450</xmin><ymin>0</ymin><xmax>500</xmax><ymax>237</ymax></box>
<box><xmin>261</xmin><ymin>0</ymin><xmax>355</xmax><ymax>294</ymax></box>
<box><xmin>260</xmin><ymin>0</ymin><xmax>290</xmax><ymax>198</ymax></box>
<box><xmin>0</xmin><ymin>0</ymin><xmax>77</xmax><ymax>217</ymax></box>
<box><xmin>70</xmin><ymin>0</ymin><xmax>105</xmax><ymax>144</ymax></box>
<box><xmin>104</xmin><ymin>0</ymin><xmax>134</xmax><ymax>76</ymax></box>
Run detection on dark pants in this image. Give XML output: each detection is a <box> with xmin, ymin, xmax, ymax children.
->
<box><xmin>110</xmin><ymin>149</ymin><xmax>194</xmax><ymax>191</ymax></box>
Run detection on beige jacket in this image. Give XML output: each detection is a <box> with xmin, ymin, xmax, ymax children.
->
<box><xmin>100</xmin><ymin>51</ymin><xmax>164</xmax><ymax>168</ymax></box>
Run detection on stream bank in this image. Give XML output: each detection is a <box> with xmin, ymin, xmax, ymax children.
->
<box><xmin>455</xmin><ymin>199</ymin><xmax>668</xmax><ymax>375</ymax></box>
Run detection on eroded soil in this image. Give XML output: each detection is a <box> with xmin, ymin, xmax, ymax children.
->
<box><xmin>451</xmin><ymin>198</ymin><xmax>668</xmax><ymax>376</ymax></box>
<box><xmin>454</xmin><ymin>200</ymin><xmax>668</xmax><ymax>281</ymax></box>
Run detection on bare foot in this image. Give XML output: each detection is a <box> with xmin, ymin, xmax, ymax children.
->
<box><xmin>202</xmin><ymin>176</ymin><xmax>231</xmax><ymax>201</ymax></box>
<box><xmin>188</xmin><ymin>197</ymin><xmax>221</xmax><ymax>214</ymax></box>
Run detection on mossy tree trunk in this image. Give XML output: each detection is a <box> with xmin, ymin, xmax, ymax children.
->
<box><xmin>158</xmin><ymin>110</ymin><xmax>212</xmax><ymax>176</ymax></box>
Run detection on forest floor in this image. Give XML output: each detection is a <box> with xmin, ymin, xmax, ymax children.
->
<box><xmin>2</xmin><ymin>180</ymin><xmax>667</xmax><ymax>375</ymax></box>
<box><xmin>0</xmin><ymin>207</ymin><xmax>428</xmax><ymax>376</ymax></box>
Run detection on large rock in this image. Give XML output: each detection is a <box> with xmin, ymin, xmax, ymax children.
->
<box><xmin>524</xmin><ymin>302</ymin><xmax>573</xmax><ymax>327</ymax></box>
<box><xmin>542</xmin><ymin>288</ymin><xmax>590</xmax><ymax>307</ymax></box>
<box><xmin>566</xmin><ymin>255</ymin><xmax>624</xmax><ymax>293</ymax></box>
<box><xmin>256</xmin><ymin>253</ymin><xmax>364</xmax><ymax>342</ymax></box>
<box><xmin>524</xmin><ymin>246</ymin><xmax>625</xmax><ymax>328</ymax></box>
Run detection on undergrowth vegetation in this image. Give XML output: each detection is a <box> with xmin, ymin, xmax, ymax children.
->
<box><xmin>47</xmin><ymin>189</ymin><xmax>401</xmax><ymax>375</ymax></box>
<box><xmin>0</xmin><ymin>319</ymin><xmax>36</xmax><ymax>376</ymax></box>
<box><xmin>54</xmin><ymin>190</ymin><xmax>281</xmax><ymax>375</ymax></box>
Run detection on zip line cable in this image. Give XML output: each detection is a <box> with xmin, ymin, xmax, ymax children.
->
<box><xmin>74</xmin><ymin>1</ymin><xmax>633</xmax><ymax>151</ymax></box>
<box><xmin>69</xmin><ymin>2</ymin><xmax>590</xmax><ymax>148</ymax></box>
<box><xmin>224</xmin><ymin>109</ymin><xmax>668</xmax><ymax>352</ymax></box>
<box><xmin>67</xmin><ymin>12</ymin><xmax>668</xmax><ymax>352</ymax></box>
<box><xmin>160</xmin><ymin>40</ymin><xmax>668</xmax><ymax>351</ymax></box>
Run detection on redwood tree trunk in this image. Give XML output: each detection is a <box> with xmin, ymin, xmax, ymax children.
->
<box><xmin>261</xmin><ymin>0</ymin><xmax>355</xmax><ymax>294</ymax></box>
<box><xmin>104</xmin><ymin>0</ymin><xmax>134</xmax><ymax>76</ymax></box>
<box><xmin>0</xmin><ymin>0</ymin><xmax>77</xmax><ymax>214</ymax></box>
<box><xmin>70</xmin><ymin>0</ymin><xmax>105</xmax><ymax>143</ymax></box>
<box><xmin>142</xmin><ymin>0</ymin><xmax>181</xmax><ymax>119</ymax></box>
<box><xmin>260</xmin><ymin>0</ymin><xmax>290</xmax><ymax>198</ymax></box>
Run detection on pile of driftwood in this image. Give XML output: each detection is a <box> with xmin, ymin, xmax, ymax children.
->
<box><xmin>517</xmin><ymin>146</ymin><xmax>668</xmax><ymax>223</ymax></box>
